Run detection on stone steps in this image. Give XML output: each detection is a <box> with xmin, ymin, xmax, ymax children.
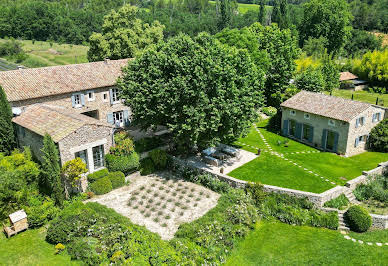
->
<box><xmin>344</xmin><ymin>189</ymin><xmax>359</xmax><ymax>204</ymax></box>
<box><xmin>338</xmin><ymin>211</ymin><xmax>350</xmax><ymax>231</ymax></box>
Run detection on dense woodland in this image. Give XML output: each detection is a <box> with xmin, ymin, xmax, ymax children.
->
<box><xmin>0</xmin><ymin>0</ymin><xmax>387</xmax><ymax>45</ymax></box>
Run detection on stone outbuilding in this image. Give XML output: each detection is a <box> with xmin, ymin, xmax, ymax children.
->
<box><xmin>281</xmin><ymin>91</ymin><xmax>387</xmax><ymax>156</ymax></box>
<box><xmin>339</xmin><ymin>71</ymin><xmax>368</xmax><ymax>91</ymax></box>
<box><xmin>13</xmin><ymin>104</ymin><xmax>113</xmax><ymax>172</ymax></box>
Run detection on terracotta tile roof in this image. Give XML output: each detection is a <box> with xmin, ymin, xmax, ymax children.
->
<box><xmin>0</xmin><ymin>59</ymin><xmax>130</xmax><ymax>102</ymax></box>
<box><xmin>340</xmin><ymin>71</ymin><xmax>358</xmax><ymax>81</ymax></box>
<box><xmin>12</xmin><ymin>105</ymin><xmax>113</xmax><ymax>142</ymax></box>
<box><xmin>280</xmin><ymin>91</ymin><xmax>371</xmax><ymax>122</ymax></box>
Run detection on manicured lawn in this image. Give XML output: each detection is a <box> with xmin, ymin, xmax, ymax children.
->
<box><xmin>288</xmin><ymin>152</ymin><xmax>388</xmax><ymax>185</ymax></box>
<box><xmin>325</xmin><ymin>89</ymin><xmax>387</xmax><ymax>107</ymax></box>
<box><xmin>231</xmin><ymin>119</ymin><xmax>388</xmax><ymax>192</ymax></box>
<box><xmin>0</xmin><ymin>227</ymin><xmax>81</xmax><ymax>265</ymax></box>
<box><xmin>0</xmin><ymin>39</ymin><xmax>88</xmax><ymax>68</ymax></box>
<box><xmin>226</xmin><ymin>221</ymin><xmax>388</xmax><ymax>265</ymax></box>
<box><xmin>228</xmin><ymin>153</ymin><xmax>333</xmax><ymax>193</ymax></box>
<box><xmin>349</xmin><ymin>229</ymin><xmax>388</xmax><ymax>244</ymax></box>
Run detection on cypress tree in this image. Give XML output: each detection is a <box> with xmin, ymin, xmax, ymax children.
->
<box><xmin>258</xmin><ymin>0</ymin><xmax>266</xmax><ymax>25</ymax></box>
<box><xmin>0</xmin><ymin>85</ymin><xmax>16</xmax><ymax>154</ymax></box>
<box><xmin>41</xmin><ymin>134</ymin><xmax>64</xmax><ymax>206</ymax></box>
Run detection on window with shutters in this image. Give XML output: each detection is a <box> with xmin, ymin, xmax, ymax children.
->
<box><xmin>355</xmin><ymin>117</ymin><xmax>365</xmax><ymax>127</ymax></box>
<box><xmin>111</xmin><ymin>88</ymin><xmax>120</xmax><ymax>103</ymax></box>
<box><xmin>74</xmin><ymin>94</ymin><xmax>81</xmax><ymax>107</ymax></box>
<box><xmin>289</xmin><ymin>120</ymin><xmax>296</xmax><ymax>137</ymax></box>
<box><xmin>113</xmin><ymin>111</ymin><xmax>124</xmax><ymax>127</ymax></box>
<box><xmin>372</xmin><ymin>113</ymin><xmax>381</xmax><ymax>122</ymax></box>
<box><xmin>302</xmin><ymin>124</ymin><xmax>312</xmax><ymax>142</ymax></box>
<box><xmin>92</xmin><ymin>145</ymin><xmax>104</xmax><ymax>169</ymax></box>
<box><xmin>75</xmin><ymin>149</ymin><xmax>89</xmax><ymax>170</ymax></box>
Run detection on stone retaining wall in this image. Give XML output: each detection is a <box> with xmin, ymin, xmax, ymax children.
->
<box><xmin>172</xmin><ymin>157</ymin><xmax>388</xmax><ymax>208</ymax></box>
<box><xmin>171</xmin><ymin>156</ymin><xmax>345</xmax><ymax>207</ymax></box>
<box><xmin>370</xmin><ymin>214</ymin><xmax>388</xmax><ymax>229</ymax></box>
<box><xmin>346</xmin><ymin>161</ymin><xmax>388</xmax><ymax>190</ymax></box>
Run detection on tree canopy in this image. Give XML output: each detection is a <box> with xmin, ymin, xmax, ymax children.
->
<box><xmin>88</xmin><ymin>5</ymin><xmax>164</xmax><ymax>61</ymax></box>
<box><xmin>299</xmin><ymin>0</ymin><xmax>353</xmax><ymax>54</ymax></box>
<box><xmin>352</xmin><ymin>49</ymin><xmax>388</xmax><ymax>87</ymax></box>
<box><xmin>216</xmin><ymin>23</ymin><xmax>299</xmax><ymax>107</ymax></box>
<box><xmin>118</xmin><ymin>33</ymin><xmax>265</xmax><ymax>151</ymax></box>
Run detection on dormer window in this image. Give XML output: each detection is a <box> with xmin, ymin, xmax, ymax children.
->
<box><xmin>290</xmin><ymin>110</ymin><xmax>296</xmax><ymax>116</ymax></box>
<box><xmin>328</xmin><ymin>119</ymin><xmax>335</xmax><ymax>127</ymax></box>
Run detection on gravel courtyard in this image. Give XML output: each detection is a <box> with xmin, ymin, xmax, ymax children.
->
<box><xmin>86</xmin><ymin>172</ymin><xmax>220</xmax><ymax>240</ymax></box>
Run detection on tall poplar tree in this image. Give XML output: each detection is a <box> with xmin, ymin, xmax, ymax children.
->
<box><xmin>41</xmin><ymin>134</ymin><xmax>64</xmax><ymax>206</ymax></box>
<box><xmin>0</xmin><ymin>85</ymin><xmax>16</xmax><ymax>155</ymax></box>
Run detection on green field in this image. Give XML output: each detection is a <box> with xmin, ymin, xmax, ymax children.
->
<box><xmin>326</xmin><ymin>89</ymin><xmax>388</xmax><ymax>107</ymax></box>
<box><xmin>0</xmin><ymin>227</ymin><xmax>81</xmax><ymax>265</ymax></box>
<box><xmin>0</xmin><ymin>39</ymin><xmax>88</xmax><ymax>68</ymax></box>
<box><xmin>229</xmin><ymin>120</ymin><xmax>388</xmax><ymax>193</ymax></box>
<box><xmin>209</xmin><ymin>1</ymin><xmax>271</xmax><ymax>14</ymax></box>
<box><xmin>226</xmin><ymin>221</ymin><xmax>388</xmax><ymax>265</ymax></box>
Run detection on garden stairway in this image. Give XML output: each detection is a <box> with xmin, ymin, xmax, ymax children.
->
<box><xmin>338</xmin><ymin>210</ymin><xmax>350</xmax><ymax>231</ymax></box>
<box><xmin>344</xmin><ymin>188</ymin><xmax>360</xmax><ymax>204</ymax></box>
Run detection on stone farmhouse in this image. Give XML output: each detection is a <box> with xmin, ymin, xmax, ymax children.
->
<box><xmin>0</xmin><ymin>59</ymin><xmax>130</xmax><ymax>173</ymax></box>
<box><xmin>281</xmin><ymin>91</ymin><xmax>387</xmax><ymax>156</ymax></box>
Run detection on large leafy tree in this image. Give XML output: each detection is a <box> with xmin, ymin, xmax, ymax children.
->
<box><xmin>368</xmin><ymin>119</ymin><xmax>388</xmax><ymax>152</ymax></box>
<box><xmin>216</xmin><ymin>23</ymin><xmax>299</xmax><ymax>107</ymax></box>
<box><xmin>352</xmin><ymin>49</ymin><xmax>388</xmax><ymax>87</ymax></box>
<box><xmin>118</xmin><ymin>33</ymin><xmax>265</xmax><ymax>151</ymax></box>
<box><xmin>88</xmin><ymin>4</ymin><xmax>164</xmax><ymax>61</ymax></box>
<box><xmin>299</xmin><ymin>0</ymin><xmax>353</xmax><ymax>54</ymax></box>
<box><xmin>41</xmin><ymin>134</ymin><xmax>64</xmax><ymax>206</ymax></box>
<box><xmin>0</xmin><ymin>85</ymin><xmax>16</xmax><ymax>155</ymax></box>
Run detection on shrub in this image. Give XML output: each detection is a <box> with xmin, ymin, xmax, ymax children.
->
<box><xmin>245</xmin><ymin>182</ymin><xmax>267</xmax><ymax>206</ymax></box>
<box><xmin>55</xmin><ymin>243</ymin><xmax>65</xmax><ymax>254</ymax></box>
<box><xmin>89</xmin><ymin>176</ymin><xmax>112</xmax><ymax>195</ymax></box>
<box><xmin>149</xmin><ymin>149</ymin><xmax>168</xmax><ymax>170</ymax></box>
<box><xmin>87</xmin><ymin>168</ymin><xmax>109</xmax><ymax>183</ymax></box>
<box><xmin>353</xmin><ymin>174</ymin><xmax>388</xmax><ymax>204</ymax></box>
<box><xmin>344</xmin><ymin>205</ymin><xmax>372</xmax><ymax>232</ymax></box>
<box><xmin>105</xmin><ymin>152</ymin><xmax>139</xmax><ymax>174</ymax></box>
<box><xmin>140</xmin><ymin>157</ymin><xmax>155</xmax><ymax>175</ymax></box>
<box><xmin>179</xmin><ymin>169</ymin><xmax>230</xmax><ymax>193</ymax></box>
<box><xmin>25</xmin><ymin>195</ymin><xmax>59</xmax><ymax>228</ymax></box>
<box><xmin>108</xmin><ymin>171</ymin><xmax>125</xmax><ymax>189</ymax></box>
<box><xmin>135</xmin><ymin>136</ymin><xmax>164</xmax><ymax>153</ymax></box>
<box><xmin>308</xmin><ymin>210</ymin><xmax>338</xmax><ymax>230</ymax></box>
<box><xmin>323</xmin><ymin>194</ymin><xmax>350</xmax><ymax>210</ymax></box>
<box><xmin>261</xmin><ymin>106</ymin><xmax>277</xmax><ymax>117</ymax></box>
<box><xmin>368</xmin><ymin>118</ymin><xmax>388</xmax><ymax>152</ymax></box>
<box><xmin>110</xmin><ymin>132</ymin><xmax>134</xmax><ymax>156</ymax></box>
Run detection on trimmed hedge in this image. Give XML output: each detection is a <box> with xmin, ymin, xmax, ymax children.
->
<box><xmin>89</xmin><ymin>176</ymin><xmax>112</xmax><ymax>195</ymax></box>
<box><xmin>87</xmin><ymin>168</ymin><xmax>109</xmax><ymax>183</ymax></box>
<box><xmin>344</xmin><ymin>205</ymin><xmax>372</xmax><ymax>232</ymax></box>
<box><xmin>140</xmin><ymin>157</ymin><xmax>155</xmax><ymax>176</ymax></box>
<box><xmin>105</xmin><ymin>152</ymin><xmax>139</xmax><ymax>174</ymax></box>
<box><xmin>108</xmin><ymin>171</ymin><xmax>125</xmax><ymax>189</ymax></box>
<box><xmin>149</xmin><ymin>148</ymin><xmax>168</xmax><ymax>170</ymax></box>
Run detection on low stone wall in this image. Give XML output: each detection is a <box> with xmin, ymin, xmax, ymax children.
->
<box><xmin>172</xmin><ymin>157</ymin><xmax>388</xmax><ymax>208</ymax></box>
<box><xmin>171</xmin><ymin>156</ymin><xmax>344</xmax><ymax>207</ymax></box>
<box><xmin>346</xmin><ymin>161</ymin><xmax>388</xmax><ymax>190</ymax></box>
<box><xmin>370</xmin><ymin>214</ymin><xmax>388</xmax><ymax>230</ymax></box>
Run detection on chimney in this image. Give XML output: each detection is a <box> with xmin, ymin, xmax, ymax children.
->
<box><xmin>104</xmin><ymin>58</ymin><xmax>110</xmax><ymax>64</ymax></box>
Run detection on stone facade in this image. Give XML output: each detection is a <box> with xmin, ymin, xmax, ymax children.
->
<box><xmin>345</xmin><ymin>105</ymin><xmax>387</xmax><ymax>156</ymax></box>
<box><xmin>58</xmin><ymin>124</ymin><xmax>113</xmax><ymax>172</ymax></box>
<box><xmin>370</xmin><ymin>214</ymin><xmax>388</xmax><ymax>229</ymax></box>
<box><xmin>16</xmin><ymin>125</ymin><xmax>45</xmax><ymax>161</ymax></box>
<box><xmin>10</xmin><ymin>86</ymin><xmax>131</xmax><ymax>126</ymax></box>
<box><xmin>281</xmin><ymin>105</ymin><xmax>386</xmax><ymax>156</ymax></box>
